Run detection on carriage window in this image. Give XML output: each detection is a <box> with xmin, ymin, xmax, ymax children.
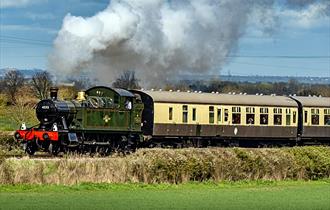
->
<box><xmin>273</xmin><ymin>108</ymin><xmax>282</xmax><ymax>125</ymax></box>
<box><xmin>304</xmin><ymin>110</ymin><xmax>308</xmax><ymax>123</ymax></box>
<box><xmin>224</xmin><ymin>109</ymin><xmax>229</xmax><ymax>122</ymax></box>
<box><xmin>274</xmin><ymin>115</ymin><xmax>282</xmax><ymax>125</ymax></box>
<box><xmin>246</xmin><ymin>107</ymin><xmax>255</xmax><ymax>125</ymax></box>
<box><xmin>325</xmin><ymin>109</ymin><xmax>330</xmax><ymax>126</ymax></box>
<box><xmin>260</xmin><ymin>107</ymin><xmax>269</xmax><ymax>125</ymax></box>
<box><xmin>286</xmin><ymin>109</ymin><xmax>291</xmax><ymax>125</ymax></box>
<box><xmin>246</xmin><ymin>114</ymin><xmax>254</xmax><ymax>124</ymax></box>
<box><xmin>183</xmin><ymin>105</ymin><xmax>188</xmax><ymax>123</ymax></box>
<box><xmin>232</xmin><ymin>107</ymin><xmax>241</xmax><ymax>124</ymax></box>
<box><xmin>209</xmin><ymin>106</ymin><xmax>214</xmax><ymax>123</ymax></box>
<box><xmin>293</xmin><ymin>111</ymin><xmax>297</xmax><ymax>124</ymax></box>
<box><xmin>274</xmin><ymin>108</ymin><xmax>282</xmax><ymax>114</ymax></box>
<box><xmin>217</xmin><ymin>108</ymin><xmax>222</xmax><ymax>123</ymax></box>
<box><xmin>246</xmin><ymin>107</ymin><xmax>255</xmax><ymax>113</ymax></box>
<box><xmin>260</xmin><ymin>108</ymin><xmax>269</xmax><ymax>113</ymax></box>
<box><xmin>260</xmin><ymin>114</ymin><xmax>268</xmax><ymax>125</ymax></box>
<box><xmin>311</xmin><ymin>109</ymin><xmax>319</xmax><ymax>125</ymax></box>
<box><xmin>192</xmin><ymin>108</ymin><xmax>196</xmax><ymax>121</ymax></box>
<box><xmin>169</xmin><ymin>107</ymin><xmax>173</xmax><ymax>121</ymax></box>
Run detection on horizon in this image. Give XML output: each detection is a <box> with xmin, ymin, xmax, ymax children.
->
<box><xmin>1</xmin><ymin>67</ymin><xmax>330</xmax><ymax>79</ymax></box>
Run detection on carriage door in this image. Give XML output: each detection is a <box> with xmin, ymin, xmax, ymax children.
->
<box><xmin>224</xmin><ymin>109</ymin><xmax>229</xmax><ymax>125</ymax></box>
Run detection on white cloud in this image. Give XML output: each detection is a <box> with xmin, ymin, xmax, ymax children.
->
<box><xmin>280</xmin><ymin>2</ymin><xmax>329</xmax><ymax>29</ymax></box>
<box><xmin>243</xmin><ymin>1</ymin><xmax>329</xmax><ymax>43</ymax></box>
<box><xmin>0</xmin><ymin>0</ymin><xmax>47</xmax><ymax>8</ymax></box>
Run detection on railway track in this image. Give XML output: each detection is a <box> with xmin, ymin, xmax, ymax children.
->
<box><xmin>1</xmin><ymin>152</ymin><xmax>126</xmax><ymax>159</ymax></box>
<box><xmin>1</xmin><ymin>154</ymin><xmax>56</xmax><ymax>159</ymax></box>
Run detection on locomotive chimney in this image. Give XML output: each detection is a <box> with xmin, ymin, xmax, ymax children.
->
<box><xmin>50</xmin><ymin>87</ymin><xmax>59</xmax><ymax>100</ymax></box>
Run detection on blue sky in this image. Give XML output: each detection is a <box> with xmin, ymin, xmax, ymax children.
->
<box><xmin>0</xmin><ymin>0</ymin><xmax>329</xmax><ymax>77</ymax></box>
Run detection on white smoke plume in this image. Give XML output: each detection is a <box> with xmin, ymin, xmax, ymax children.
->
<box><xmin>49</xmin><ymin>0</ymin><xmax>329</xmax><ymax>85</ymax></box>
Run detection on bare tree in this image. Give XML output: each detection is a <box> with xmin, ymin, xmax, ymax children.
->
<box><xmin>5</xmin><ymin>94</ymin><xmax>38</xmax><ymax>127</ymax></box>
<box><xmin>0</xmin><ymin>79</ymin><xmax>4</xmax><ymax>94</ymax></box>
<box><xmin>113</xmin><ymin>71</ymin><xmax>141</xmax><ymax>89</ymax></box>
<box><xmin>70</xmin><ymin>77</ymin><xmax>94</xmax><ymax>91</ymax></box>
<box><xmin>3</xmin><ymin>70</ymin><xmax>25</xmax><ymax>104</ymax></box>
<box><xmin>31</xmin><ymin>71</ymin><xmax>53</xmax><ymax>100</ymax></box>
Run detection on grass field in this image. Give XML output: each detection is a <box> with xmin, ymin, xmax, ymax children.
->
<box><xmin>0</xmin><ymin>180</ymin><xmax>329</xmax><ymax>210</ymax></box>
<box><xmin>0</xmin><ymin>112</ymin><xmax>17</xmax><ymax>131</ymax></box>
<box><xmin>0</xmin><ymin>106</ymin><xmax>37</xmax><ymax>131</ymax></box>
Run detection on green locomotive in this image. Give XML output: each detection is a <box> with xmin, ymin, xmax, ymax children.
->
<box><xmin>15</xmin><ymin>86</ymin><xmax>144</xmax><ymax>155</ymax></box>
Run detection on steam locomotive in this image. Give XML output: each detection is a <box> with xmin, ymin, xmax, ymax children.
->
<box><xmin>14</xmin><ymin>86</ymin><xmax>330</xmax><ymax>155</ymax></box>
<box><xmin>15</xmin><ymin>86</ymin><xmax>143</xmax><ymax>155</ymax></box>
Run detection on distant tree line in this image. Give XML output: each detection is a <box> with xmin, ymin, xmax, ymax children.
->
<box><xmin>163</xmin><ymin>79</ymin><xmax>330</xmax><ymax>97</ymax></box>
<box><xmin>1</xmin><ymin>70</ymin><xmax>329</xmax><ymax>106</ymax></box>
<box><xmin>0</xmin><ymin>70</ymin><xmax>94</xmax><ymax>105</ymax></box>
<box><xmin>112</xmin><ymin>70</ymin><xmax>141</xmax><ymax>90</ymax></box>
<box><xmin>0</xmin><ymin>70</ymin><xmax>138</xmax><ymax>105</ymax></box>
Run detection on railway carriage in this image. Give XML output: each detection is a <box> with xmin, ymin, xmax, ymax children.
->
<box><xmin>133</xmin><ymin>90</ymin><xmax>301</xmax><ymax>146</ymax></box>
<box><xmin>291</xmin><ymin>96</ymin><xmax>330</xmax><ymax>142</ymax></box>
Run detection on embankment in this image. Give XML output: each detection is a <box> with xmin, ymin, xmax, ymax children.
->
<box><xmin>1</xmin><ymin>147</ymin><xmax>329</xmax><ymax>184</ymax></box>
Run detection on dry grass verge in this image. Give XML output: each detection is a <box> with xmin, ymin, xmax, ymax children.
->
<box><xmin>1</xmin><ymin>147</ymin><xmax>329</xmax><ymax>185</ymax></box>
<box><xmin>0</xmin><ymin>131</ymin><xmax>22</xmax><ymax>157</ymax></box>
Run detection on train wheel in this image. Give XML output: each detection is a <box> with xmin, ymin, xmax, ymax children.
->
<box><xmin>104</xmin><ymin>146</ymin><xmax>112</xmax><ymax>156</ymax></box>
<box><xmin>26</xmin><ymin>142</ymin><xmax>35</xmax><ymax>155</ymax></box>
<box><xmin>49</xmin><ymin>143</ymin><xmax>60</xmax><ymax>156</ymax></box>
<box><xmin>95</xmin><ymin>146</ymin><xmax>110</xmax><ymax>156</ymax></box>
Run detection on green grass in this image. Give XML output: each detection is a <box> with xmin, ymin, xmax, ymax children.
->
<box><xmin>0</xmin><ymin>181</ymin><xmax>329</xmax><ymax>210</ymax></box>
<box><xmin>0</xmin><ymin>107</ymin><xmax>17</xmax><ymax>131</ymax></box>
<box><xmin>0</xmin><ymin>116</ymin><xmax>17</xmax><ymax>131</ymax></box>
<box><xmin>0</xmin><ymin>106</ymin><xmax>37</xmax><ymax>131</ymax></box>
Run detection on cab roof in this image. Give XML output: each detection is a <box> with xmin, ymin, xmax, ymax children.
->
<box><xmin>86</xmin><ymin>86</ymin><xmax>134</xmax><ymax>97</ymax></box>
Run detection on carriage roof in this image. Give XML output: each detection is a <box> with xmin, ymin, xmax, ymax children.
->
<box><xmin>138</xmin><ymin>90</ymin><xmax>298</xmax><ymax>107</ymax></box>
<box><xmin>291</xmin><ymin>96</ymin><xmax>330</xmax><ymax>107</ymax></box>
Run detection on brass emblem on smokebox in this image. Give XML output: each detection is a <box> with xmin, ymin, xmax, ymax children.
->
<box><xmin>103</xmin><ymin>115</ymin><xmax>111</xmax><ymax>123</ymax></box>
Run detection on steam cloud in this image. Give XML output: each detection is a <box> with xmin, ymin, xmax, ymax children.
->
<box><xmin>49</xmin><ymin>0</ymin><xmax>329</xmax><ymax>86</ymax></box>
